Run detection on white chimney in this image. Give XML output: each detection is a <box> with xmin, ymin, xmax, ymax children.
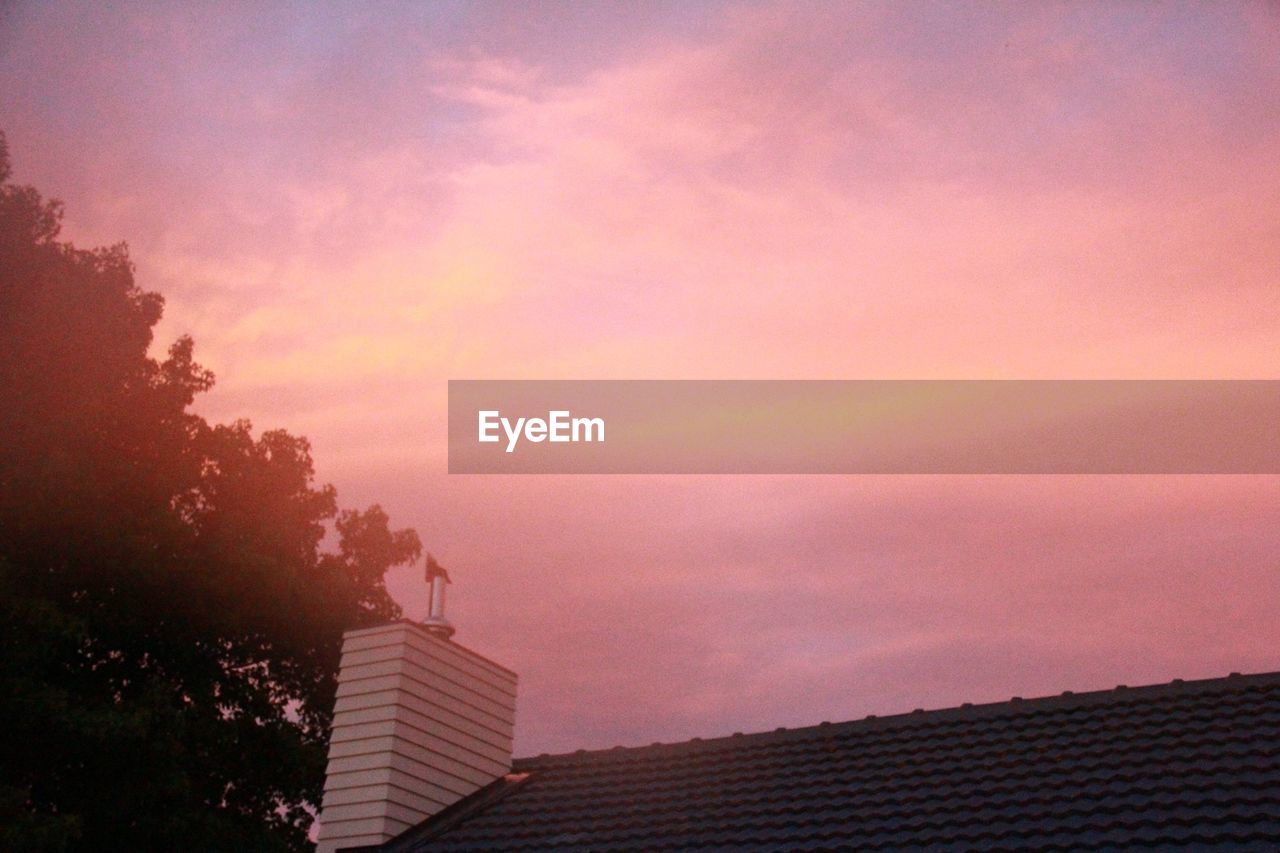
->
<box><xmin>315</xmin><ymin>560</ymin><xmax>516</xmax><ymax>852</ymax></box>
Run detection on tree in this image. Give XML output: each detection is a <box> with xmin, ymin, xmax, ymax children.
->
<box><xmin>0</xmin><ymin>132</ymin><xmax>422</xmax><ymax>851</ymax></box>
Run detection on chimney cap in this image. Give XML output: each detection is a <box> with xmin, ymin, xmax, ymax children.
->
<box><xmin>425</xmin><ymin>554</ymin><xmax>451</xmax><ymax>583</ymax></box>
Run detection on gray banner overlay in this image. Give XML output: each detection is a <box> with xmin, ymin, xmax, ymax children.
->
<box><xmin>448</xmin><ymin>380</ymin><xmax>1280</xmax><ymax>474</ymax></box>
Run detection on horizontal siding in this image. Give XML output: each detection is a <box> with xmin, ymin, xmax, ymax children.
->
<box><xmin>325</xmin><ymin>734</ymin><xmax>405</xmax><ymax>761</ymax></box>
<box><xmin>426</xmin><ymin>633</ymin><xmax>517</xmax><ymax>682</ymax></box>
<box><xmin>326</xmin><ymin>733</ymin><xmax>510</xmax><ymax>784</ymax></box>
<box><xmin>331</xmin><ymin>702</ymin><xmax>510</xmax><ymax>768</ymax></box>
<box><xmin>318</xmin><ymin>621</ymin><xmax>516</xmax><ymax>850</ymax></box>
<box><xmin>317</xmin><ymin>799</ymin><xmax>426</xmax><ymax>826</ymax></box>
<box><xmin>333</xmin><ymin>678</ymin><xmax>514</xmax><ymax>740</ymax></box>
<box><xmin>316</xmin><ymin>832</ymin><xmax>387</xmax><ymax>853</ymax></box>
<box><xmin>339</xmin><ymin>631</ymin><xmax>517</xmax><ymax>693</ymax></box>
<box><xmin>324</xmin><ymin>741</ymin><xmax>497</xmax><ymax>792</ymax></box>
<box><xmin>329</xmin><ymin>718</ymin><xmax>399</xmax><ymax>744</ymax></box>
<box><xmin>321</xmin><ymin>780</ymin><xmax>443</xmax><ymax>815</ymax></box>
<box><xmin>399</xmin><ymin>639</ymin><xmax>517</xmax><ymax>704</ymax></box>
<box><xmin>335</xmin><ymin>676</ymin><xmax>514</xmax><ymax>742</ymax></box>
<box><xmin>336</xmin><ymin>657</ymin><xmax>515</xmax><ymax>716</ymax></box>
<box><xmin>332</xmin><ymin>692</ymin><xmax>513</xmax><ymax>755</ymax></box>
<box><xmin>322</xmin><ymin>766</ymin><xmax>462</xmax><ymax>808</ymax></box>
<box><xmin>316</xmin><ymin>814</ymin><xmax>411</xmax><ymax>841</ymax></box>
<box><xmin>341</xmin><ymin>622</ymin><xmax>517</xmax><ymax>682</ymax></box>
<box><xmin>340</xmin><ymin>644</ymin><xmax>517</xmax><ymax>704</ymax></box>
<box><xmin>338</xmin><ymin>648</ymin><xmax>516</xmax><ymax>713</ymax></box>
<box><xmin>335</xmin><ymin>672</ymin><xmax>400</xmax><ymax>697</ymax></box>
<box><xmin>389</xmin><ymin>711</ymin><xmax>510</xmax><ymax>772</ymax></box>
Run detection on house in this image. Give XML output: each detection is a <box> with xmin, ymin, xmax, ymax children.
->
<box><xmin>315</xmin><ymin>581</ymin><xmax>1280</xmax><ymax>851</ymax></box>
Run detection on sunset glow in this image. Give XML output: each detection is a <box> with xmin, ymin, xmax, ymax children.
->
<box><xmin>4</xmin><ymin>2</ymin><xmax>1278</xmax><ymax>754</ymax></box>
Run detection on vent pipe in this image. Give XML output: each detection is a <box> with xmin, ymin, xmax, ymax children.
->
<box><xmin>422</xmin><ymin>554</ymin><xmax>454</xmax><ymax>638</ymax></box>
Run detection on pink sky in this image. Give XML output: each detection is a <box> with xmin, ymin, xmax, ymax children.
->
<box><xmin>3</xmin><ymin>2</ymin><xmax>1279</xmax><ymax>754</ymax></box>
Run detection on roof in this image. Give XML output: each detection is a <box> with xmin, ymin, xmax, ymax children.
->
<box><xmin>372</xmin><ymin>670</ymin><xmax>1280</xmax><ymax>851</ymax></box>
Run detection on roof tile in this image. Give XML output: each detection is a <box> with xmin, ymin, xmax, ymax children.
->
<box><xmin>375</xmin><ymin>671</ymin><xmax>1280</xmax><ymax>851</ymax></box>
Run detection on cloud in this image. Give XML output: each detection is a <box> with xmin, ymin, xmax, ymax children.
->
<box><xmin>3</xmin><ymin>1</ymin><xmax>1278</xmax><ymax>754</ymax></box>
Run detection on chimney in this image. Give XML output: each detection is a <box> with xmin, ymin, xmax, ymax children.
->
<box><xmin>315</xmin><ymin>560</ymin><xmax>517</xmax><ymax>852</ymax></box>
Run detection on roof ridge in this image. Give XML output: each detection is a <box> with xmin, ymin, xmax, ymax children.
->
<box><xmin>514</xmin><ymin>669</ymin><xmax>1280</xmax><ymax>767</ymax></box>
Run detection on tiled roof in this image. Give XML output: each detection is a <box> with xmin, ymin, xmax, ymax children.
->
<box><xmin>376</xmin><ymin>671</ymin><xmax>1280</xmax><ymax>851</ymax></box>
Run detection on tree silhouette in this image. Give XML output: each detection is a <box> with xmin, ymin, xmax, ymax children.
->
<box><xmin>0</xmin><ymin>132</ymin><xmax>421</xmax><ymax>851</ymax></box>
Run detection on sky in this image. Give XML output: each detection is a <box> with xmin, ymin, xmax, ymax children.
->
<box><xmin>2</xmin><ymin>1</ymin><xmax>1279</xmax><ymax>755</ymax></box>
